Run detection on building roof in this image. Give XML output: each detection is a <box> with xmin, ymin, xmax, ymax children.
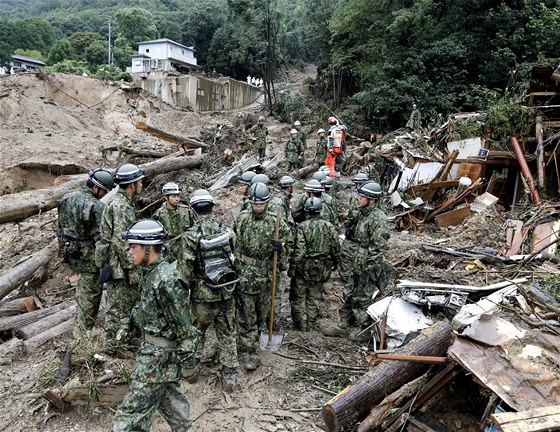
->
<box><xmin>11</xmin><ymin>54</ymin><xmax>46</xmax><ymax>66</ymax></box>
<box><xmin>131</xmin><ymin>53</ymin><xmax>151</xmax><ymax>58</ymax></box>
<box><xmin>137</xmin><ymin>38</ymin><xmax>195</xmax><ymax>52</ymax></box>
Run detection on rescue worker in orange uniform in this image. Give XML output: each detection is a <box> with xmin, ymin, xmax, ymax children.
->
<box><xmin>326</xmin><ymin>117</ymin><xmax>345</xmax><ymax>178</ymax></box>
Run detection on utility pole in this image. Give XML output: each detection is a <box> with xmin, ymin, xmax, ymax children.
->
<box><xmin>107</xmin><ymin>16</ymin><xmax>112</xmax><ymax>67</ymax></box>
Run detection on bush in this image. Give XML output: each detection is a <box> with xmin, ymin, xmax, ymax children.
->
<box><xmin>94</xmin><ymin>64</ymin><xmax>132</xmax><ymax>82</ymax></box>
<box><xmin>45</xmin><ymin>60</ymin><xmax>91</xmax><ymax>75</ymax></box>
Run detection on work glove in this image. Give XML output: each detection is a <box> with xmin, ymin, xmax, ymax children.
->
<box><xmin>271</xmin><ymin>240</ymin><xmax>283</xmax><ymax>252</ymax></box>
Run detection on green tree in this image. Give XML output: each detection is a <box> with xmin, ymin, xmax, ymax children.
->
<box><xmin>14</xmin><ymin>49</ymin><xmax>46</xmax><ymax>62</ymax></box>
<box><xmin>85</xmin><ymin>39</ymin><xmax>107</xmax><ymax>70</ymax></box>
<box><xmin>115</xmin><ymin>7</ymin><xmax>157</xmax><ymax>47</ymax></box>
<box><xmin>48</xmin><ymin>39</ymin><xmax>73</xmax><ymax>64</ymax></box>
<box><xmin>69</xmin><ymin>31</ymin><xmax>105</xmax><ymax>60</ymax></box>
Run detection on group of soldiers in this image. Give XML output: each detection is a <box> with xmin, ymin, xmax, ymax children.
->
<box><xmin>57</xmin><ymin>146</ymin><xmax>390</xmax><ymax>430</ymax></box>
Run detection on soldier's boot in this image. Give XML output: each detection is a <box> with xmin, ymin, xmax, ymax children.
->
<box><xmin>222</xmin><ymin>367</ymin><xmax>237</xmax><ymax>393</ymax></box>
<box><xmin>186</xmin><ymin>359</ymin><xmax>201</xmax><ymax>384</ymax></box>
<box><xmin>293</xmin><ymin>319</ymin><xmax>306</xmax><ymax>332</ymax></box>
<box><xmin>324</xmin><ymin>323</ymin><xmax>349</xmax><ymax>338</ymax></box>
<box><xmin>243</xmin><ymin>354</ymin><xmax>260</xmax><ymax>371</ymax></box>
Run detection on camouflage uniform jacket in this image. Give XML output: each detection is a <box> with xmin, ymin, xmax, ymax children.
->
<box><xmin>353</xmin><ymin>205</ymin><xmax>389</xmax><ymax>275</ymax></box>
<box><xmin>316</xmin><ymin>137</ymin><xmax>327</xmax><ymax>164</ymax></box>
<box><xmin>58</xmin><ymin>188</ymin><xmax>104</xmax><ymax>273</ymax></box>
<box><xmin>292</xmin><ymin>193</ymin><xmax>338</xmax><ymax>227</ymax></box>
<box><xmin>176</xmin><ymin>215</ymin><xmax>236</xmax><ymax>303</ymax></box>
<box><xmin>153</xmin><ymin>204</ymin><xmax>194</xmax><ymax>238</ymax></box>
<box><xmin>290</xmin><ymin>215</ymin><xmax>340</xmax><ymax>280</ymax></box>
<box><xmin>250</xmin><ymin>124</ymin><xmax>269</xmax><ymax>150</ymax></box>
<box><xmin>99</xmin><ymin>188</ymin><xmax>136</xmax><ymax>279</ymax></box>
<box><xmin>285</xmin><ymin>138</ymin><xmax>301</xmax><ymax>163</ymax></box>
<box><xmin>322</xmin><ymin>192</ymin><xmax>339</xmax><ymax>226</ymax></box>
<box><xmin>133</xmin><ymin>256</ymin><xmax>198</xmax><ymax>348</ymax></box>
<box><xmin>241</xmin><ymin>196</ymin><xmax>251</xmax><ymax>213</ymax></box>
<box><xmin>234</xmin><ymin>209</ymin><xmax>293</xmax><ymax>294</ymax></box>
<box><xmin>268</xmin><ymin>190</ymin><xmax>292</xmax><ymax>226</ymax></box>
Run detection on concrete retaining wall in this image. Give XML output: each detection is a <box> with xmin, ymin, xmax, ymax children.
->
<box><xmin>132</xmin><ymin>73</ymin><xmax>261</xmax><ymax>111</ymax></box>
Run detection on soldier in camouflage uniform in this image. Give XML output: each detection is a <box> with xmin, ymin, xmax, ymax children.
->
<box><xmin>292</xmin><ymin>179</ymin><xmax>338</xmax><ymax>227</ymax></box>
<box><xmin>294</xmin><ymin>120</ymin><xmax>306</xmax><ymax>152</ymax></box>
<box><xmin>113</xmin><ymin>220</ymin><xmax>199</xmax><ymax>432</ymax></box>
<box><xmin>177</xmin><ymin>190</ymin><xmax>239</xmax><ymax>392</ymax></box>
<box><xmin>328</xmin><ymin>181</ymin><xmax>390</xmax><ymax>340</ymax></box>
<box><xmin>249</xmin><ymin>116</ymin><xmax>269</xmax><ymax>159</ymax></box>
<box><xmin>237</xmin><ymin>170</ymin><xmax>257</xmax><ymax>213</ymax></box>
<box><xmin>97</xmin><ymin>163</ymin><xmax>145</xmax><ymax>354</ymax></box>
<box><xmin>406</xmin><ymin>103</ymin><xmax>421</xmax><ymax>130</ymax></box>
<box><xmin>153</xmin><ymin>182</ymin><xmax>194</xmax><ymax>263</ymax></box>
<box><xmin>285</xmin><ymin>129</ymin><xmax>302</xmax><ymax>172</ymax></box>
<box><xmin>268</xmin><ymin>175</ymin><xmax>295</xmax><ymax>227</ymax></box>
<box><xmin>315</xmin><ymin>128</ymin><xmax>328</xmax><ymax>167</ymax></box>
<box><xmin>289</xmin><ymin>197</ymin><xmax>339</xmax><ymax>331</ymax></box>
<box><xmin>57</xmin><ymin>169</ymin><xmax>114</xmax><ymax>335</ymax></box>
<box><xmin>234</xmin><ymin>183</ymin><xmax>292</xmax><ymax>370</ymax></box>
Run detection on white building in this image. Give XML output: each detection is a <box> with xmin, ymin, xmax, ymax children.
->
<box><xmin>129</xmin><ymin>38</ymin><xmax>198</xmax><ymax>74</ymax></box>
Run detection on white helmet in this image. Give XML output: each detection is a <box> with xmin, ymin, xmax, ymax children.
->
<box><xmin>258</xmin><ymin>115</ymin><xmax>265</xmax><ymax>121</ymax></box>
<box><xmin>317</xmin><ymin>128</ymin><xmax>326</xmax><ymax>134</ymax></box>
<box><xmin>290</xmin><ymin>129</ymin><xmax>298</xmax><ymax>135</ymax></box>
<box><xmin>294</xmin><ymin>120</ymin><xmax>301</xmax><ymax>126</ymax></box>
<box><xmin>161</xmin><ymin>182</ymin><xmax>182</xmax><ymax>196</ymax></box>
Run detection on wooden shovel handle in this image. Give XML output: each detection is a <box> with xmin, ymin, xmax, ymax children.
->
<box><xmin>268</xmin><ymin>208</ymin><xmax>281</xmax><ymax>342</ymax></box>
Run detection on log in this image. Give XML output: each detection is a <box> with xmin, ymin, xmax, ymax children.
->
<box><xmin>0</xmin><ymin>296</ymin><xmax>40</xmax><ymax>317</ymax></box>
<box><xmin>322</xmin><ymin>321</ymin><xmax>454</xmax><ymax>432</ymax></box>
<box><xmin>0</xmin><ymin>300</ymin><xmax>74</xmax><ymax>332</ymax></box>
<box><xmin>0</xmin><ymin>240</ymin><xmax>57</xmax><ymax>301</ymax></box>
<box><xmin>0</xmin><ymin>155</ymin><xmax>205</xmax><ymax>224</ymax></box>
<box><xmin>61</xmin><ymin>384</ymin><xmax>129</xmax><ymax>406</ymax></box>
<box><xmin>16</xmin><ymin>304</ymin><xmax>76</xmax><ymax>339</ymax></box>
<box><xmin>136</xmin><ymin>122</ymin><xmax>208</xmax><ymax>148</ymax></box>
<box><xmin>23</xmin><ymin>317</ymin><xmax>74</xmax><ymax>352</ymax></box>
<box><xmin>293</xmin><ymin>164</ymin><xmax>317</xmax><ymax>179</ymax></box>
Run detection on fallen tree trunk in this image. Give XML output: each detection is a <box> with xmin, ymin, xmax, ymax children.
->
<box><xmin>0</xmin><ymin>154</ymin><xmax>205</xmax><ymax>224</ymax></box>
<box><xmin>322</xmin><ymin>320</ymin><xmax>454</xmax><ymax>432</ymax></box>
<box><xmin>24</xmin><ymin>318</ymin><xmax>74</xmax><ymax>352</ymax></box>
<box><xmin>293</xmin><ymin>164</ymin><xmax>317</xmax><ymax>179</ymax></box>
<box><xmin>0</xmin><ymin>241</ymin><xmax>57</xmax><ymax>301</ymax></box>
<box><xmin>0</xmin><ymin>296</ymin><xmax>40</xmax><ymax>317</ymax></box>
<box><xmin>16</xmin><ymin>304</ymin><xmax>76</xmax><ymax>339</ymax></box>
<box><xmin>0</xmin><ymin>300</ymin><xmax>73</xmax><ymax>332</ymax></box>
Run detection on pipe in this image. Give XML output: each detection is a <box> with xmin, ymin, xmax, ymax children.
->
<box><xmin>536</xmin><ymin>116</ymin><xmax>545</xmax><ymax>190</ymax></box>
<box><xmin>510</xmin><ymin>136</ymin><xmax>542</xmax><ymax>205</ymax></box>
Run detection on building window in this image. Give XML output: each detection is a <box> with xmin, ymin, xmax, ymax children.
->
<box><xmin>197</xmin><ymin>88</ymin><xmax>205</xmax><ymax>97</ymax></box>
<box><xmin>13</xmin><ymin>61</ymin><xmax>21</xmax><ymax>67</ymax></box>
<box><xmin>134</xmin><ymin>60</ymin><xmax>141</xmax><ymax>66</ymax></box>
<box><xmin>145</xmin><ymin>49</ymin><xmax>150</xmax><ymax>53</ymax></box>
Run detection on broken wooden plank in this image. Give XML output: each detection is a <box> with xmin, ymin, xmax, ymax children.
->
<box><xmin>491</xmin><ymin>405</ymin><xmax>560</xmax><ymax>432</ymax></box>
<box><xmin>209</xmin><ymin>155</ymin><xmax>261</xmax><ymax>191</ymax></box>
<box><xmin>420</xmin><ymin>179</ymin><xmax>459</xmax><ymax>201</ymax></box>
<box><xmin>62</xmin><ymin>384</ymin><xmax>129</xmax><ymax>406</ymax></box>
<box><xmin>136</xmin><ymin>122</ymin><xmax>208</xmax><ymax>148</ymax></box>
<box><xmin>530</xmin><ymin>221</ymin><xmax>560</xmax><ymax>255</ymax></box>
<box><xmin>435</xmin><ymin>206</ymin><xmax>470</xmax><ymax>227</ymax></box>
<box><xmin>43</xmin><ymin>390</ymin><xmax>71</xmax><ymax>413</ymax></box>
<box><xmin>424</xmin><ymin>178</ymin><xmax>482</xmax><ymax>222</ymax></box>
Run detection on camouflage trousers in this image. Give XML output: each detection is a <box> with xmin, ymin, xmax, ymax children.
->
<box><xmin>236</xmin><ymin>291</ymin><xmax>271</xmax><ymax>355</ymax></box>
<box><xmin>255</xmin><ymin>144</ymin><xmax>266</xmax><ymax>159</ymax></box>
<box><xmin>286</xmin><ymin>161</ymin><xmax>299</xmax><ymax>172</ymax></box>
<box><xmin>338</xmin><ymin>240</ymin><xmax>359</xmax><ymax>285</ymax></box>
<box><xmin>75</xmin><ymin>271</ymin><xmax>103</xmax><ymax>333</ymax></box>
<box><xmin>192</xmin><ymin>299</ymin><xmax>238</xmax><ymax>369</ymax></box>
<box><xmin>105</xmin><ymin>276</ymin><xmax>139</xmax><ymax>348</ymax></box>
<box><xmin>289</xmin><ymin>277</ymin><xmax>323</xmax><ymax>331</ymax></box>
<box><xmin>339</xmin><ymin>271</ymin><xmax>379</xmax><ymax>328</ymax></box>
<box><xmin>113</xmin><ymin>343</ymin><xmax>191</xmax><ymax>432</ymax></box>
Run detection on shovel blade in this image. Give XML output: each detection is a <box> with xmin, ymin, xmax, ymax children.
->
<box><xmin>259</xmin><ymin>332</ymin><xmax>284</xmax><ymax>351</ymax></box>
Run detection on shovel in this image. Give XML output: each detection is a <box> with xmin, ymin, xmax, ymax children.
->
<box><xmin>259</xmin><ymin>208</ymin><xmax>284</xmax><ymax>351</ymax></box>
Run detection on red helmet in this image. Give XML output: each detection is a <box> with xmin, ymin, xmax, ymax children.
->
<box><xmin>328</xmin><ymin>116</ymin><xmax>338</xmax><ymax>125</ymax></box>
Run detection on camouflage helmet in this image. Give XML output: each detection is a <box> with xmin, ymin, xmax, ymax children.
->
<box><xmin>312</xmin><ymin>171</ymin><xmax>327</xmax><ymax>183</ymax></box>
<box><xmin>89</xmin><ymin>168</ymin><xmax>114</xmax><ymax>191</ymax></box>
<box><xmin>248</xmin><ymin>182</ymin><xmax>271</xmax><ymax>204</ymax></box>
<box><xmin>251</xmin><ymin>173</ymin><xmax>271</xmax><ymax>186</ymax></box>
<box><xmin>115</xmin><ymin>163</ymin><xmax>145</xmax><ymax>185</ymax></box>
<box><xmin>304</xmin><ymin>197</ymin><xmax>322</xmax><ymax>213</ymax></box>
<box><xmin>279</xmin><ymin>175</ymin><xmax>295</xmax><ymax>188</ymax></box>
<box><xmin>323</xmin><ymin>176</ymin><xmax>335</xmax><ymax>189</ymax></box>
<box><xmin>161</xmin><ymin>182</ymin><xmax>182</xmax><ymax>196</ymax></box>
<box><xmin>358</xmin><ymin>181</ymin><xmax>383</xmax><ymax>199</ymax></box>
<box><xmin>319</xmin><ymin>166</ymin><xmax>331</xmax><ymax>175</ymax></box>
<box><xmin>351</xmin><ymin>172</ymin><xmax>369</xmax><ymax>184</ymax></box>
<box><xmin>121</xmin><ymin>219</ymin><xmax>167</xmax><ymax>245</ymax></box>
<box><xmin>190</xmin><ymin>189</ymin><xmax>214</xmax><ymax>206</ymax></box>
<box><xmin>237</xmin><ymin>170</ymin><xmax>257</xmax><ymax>186</ymax></box>
<box><xmin>303</xmin><ymin>179</ymin><xmax>325</xmax><ymax>193</ymax></box>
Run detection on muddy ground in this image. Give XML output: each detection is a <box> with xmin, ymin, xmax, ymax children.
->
<box><xmin>0</xmin><ymin>69</ymin><xmax>510</xmax><ymax>431</ymax></box>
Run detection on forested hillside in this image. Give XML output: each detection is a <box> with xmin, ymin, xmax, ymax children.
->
<box><xmin>1</xmin><ymin>0</ymin><xmax>560</xmax><ymax>129</ymax></box>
